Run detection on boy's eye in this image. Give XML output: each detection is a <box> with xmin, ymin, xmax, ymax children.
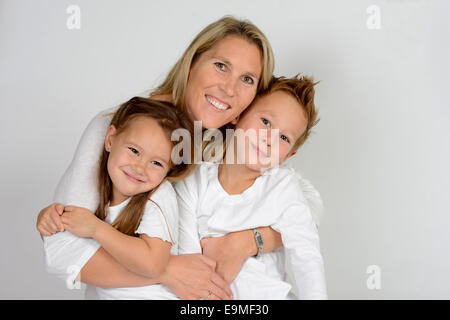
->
<box><xmin>281</xmin><ymin>135</ymin><xmax>290</xmax><ymax>143</ymax></box>
<box><xmin>214</xmin><ymin>62</ymin><xmax>226</xmax><ymax>71</ymax></box>
<box><xmin>242</xmin><ymin>76</ymin><xmax>254</xmax><ymax>85</ymax></box>
<box><xmin>261</xmin><ymin>118</ymin><xmax>271</xmax><ymax>127</ymax></box>
<box><xmin>128</xmin><ymin>147</ymin><xmax>139</xmax><ymax>155</ymax></box>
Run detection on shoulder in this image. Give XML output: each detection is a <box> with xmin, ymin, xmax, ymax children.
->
<box><xmin>262</xmin><ymin>165</ymin><xmax>304</xmax><ymax>195</ymax></box>
<box><xmin>147</xmin><ymin>181</ymin><xmax>178</xmax><ymax>218</ymax></box>
<box><xmin>174</xmin><ymin>162</ymin><xmax>215</xmax><ymax>191</ymax></box>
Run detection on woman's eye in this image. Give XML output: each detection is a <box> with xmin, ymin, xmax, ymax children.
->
<box><xmin>128</xmin><ymin>147</ymin><xmax>139</xmax><ymax>155</ymax></box>
<box><xmin>261</xmin><ymin>118</ymin><xmax>271</xmax><ymax>127</ymax></box>
<box><xmin>242</xmin><ymin>76</ymin><xmax>254</xmax><ymax>85</ymax></box>
<box><xmin>214</xmin><ymin>62</ymin><xmax>226</xmax><ymax>71</ymax></box>
<box><xmin>281</xmin><ymin>135</ymin><xmax>290</xmax><ymax>143</ymax></box>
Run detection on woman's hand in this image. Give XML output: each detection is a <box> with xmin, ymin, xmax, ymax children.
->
<box><xmin>200</xmin><ymin>230</ymin><xmax>254</xmax><ymax>284</ymax></box>
<box><xmin>36</xmin><ymin>203</ymin><xmax>65</xmax><ymax>237</ymax></box>
<box><xmin>159</xmin><ymin>254</ymin><xmax>233</xmax><ymax>300</ymax></box>
<box><xmin>61</xmin><ymin>206</ymin><xmax>102</xmax><ymax>238</ymax></box>
<box><xmin>200</xmin><ymin>227</ymin><xmax>283</xmax><ymax>284</ymax></box>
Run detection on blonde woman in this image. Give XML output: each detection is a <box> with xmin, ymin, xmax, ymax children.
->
<box><xmin>36</xmin><ymin>16</ymin><xmax>323</xmax><ymax>300</ymax></box>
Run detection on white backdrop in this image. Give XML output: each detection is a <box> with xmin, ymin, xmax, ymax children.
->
<box><xmin>1</xmin><ymin>0</ymin><xmax>449</xmax><ymax>299</ymax></box>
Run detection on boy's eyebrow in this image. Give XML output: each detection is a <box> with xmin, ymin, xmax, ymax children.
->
<box><xmin>214</xmin><ymin>56</ymin><xmax>259</xmax><ymax>79</ymax></box>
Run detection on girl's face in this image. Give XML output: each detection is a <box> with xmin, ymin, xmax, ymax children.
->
<box><xmin>185</xmin><ymin>36</ymin><xmax>263</xmax><ymax>129</ymax></box>
<box><xmin>104</xmin><ymin>117</ymin><xmax>172</xmax><ymax>204</ymax></box>
<box><xmin>233</xmin><ymin>91</ymin><xmax>307</xmax><ymax>171</ymax></box>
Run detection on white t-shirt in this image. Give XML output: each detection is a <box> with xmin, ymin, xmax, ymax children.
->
<box><xmin>44</xmin><ymin>180</ymin><xmax>179</xmax><ymax>300</ymax></box>
<box><xmin>43</xmin><ymin>107</ymin><xmax>325</xmax><ymax>299</ymax></box>
<box><xmin>87</xmin><ymin>187</ymin><xmax>178</xmax><ymax>300</ymax></box>
<box><xmin>174</xmin><ymin>163</ymin><xmax>328</xmax><ymax>300</ymax></box>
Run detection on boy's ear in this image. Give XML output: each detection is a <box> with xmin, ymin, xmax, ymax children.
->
<box><xmin>104</xmin><ymin>125</ymin><xmax>117</xmax><ymax>152</ymax></box>
<box><xmin>231</xmin><ymin>115</ymin><xmax>240</xmax><ymax>125</ymax></box>
<box><xmin>285</xmin><ymin>151</ymin><xmax>297</xmax><ymax>161</ymax></box>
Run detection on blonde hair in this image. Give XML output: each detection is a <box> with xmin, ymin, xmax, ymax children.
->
<box><xmin>152</xmin><ymin>15</ymin><xmax>275</xmax><ymax>114</ymax></box>
<box><xmin>258</xmin><ymin>75</ymin><xmax>320</xmax><ymax>152</ymax></box>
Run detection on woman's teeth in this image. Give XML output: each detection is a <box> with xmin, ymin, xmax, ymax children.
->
<box><xmin>206</xmin><ymin>95</ymin><xmax>229</xmax><ymax>110</ymax></box>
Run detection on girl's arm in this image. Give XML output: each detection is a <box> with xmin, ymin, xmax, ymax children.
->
<box><xmin>61</xmin><ymin>206</ymin><xmax>171</xmax><ymax>279</ymax></box>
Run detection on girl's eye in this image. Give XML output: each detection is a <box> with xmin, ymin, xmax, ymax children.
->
<box><xmin>128</xmin><ymin>147</ymin><xmax>139</xmax><ymax>155</ymax></box>
<box><xmin>281</xmin><ymin>135</ymin><xmax>290</xmax><ymax>143</ymax></box>
<box><xmin>242</xmin><ymin>76</ymin><xmax>254</xmax><ymax>85</ymax></box>
<box><xmin>151</xmin><ymin>161</ymin><xmax>163</xmax><ymax>167</ymax></box>
<box><xmin>261</xmin><ymin>118</ymin><xmax>271</xmax><ymax>127</ymax></box>
<box><xmin>214</xmin><ymin>62</ymin><xmax>226</xmax><ymax>71</ymax></box>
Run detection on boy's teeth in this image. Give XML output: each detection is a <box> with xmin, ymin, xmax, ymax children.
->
<box><xmin>207</xmin><ymin>96</ymin><xmax>228</xmax><ymax>110</ymax></box>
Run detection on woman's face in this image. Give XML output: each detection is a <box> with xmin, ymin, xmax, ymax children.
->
<box><xmin>185</xmin><ymin>36</ymin><xmax>263</xmax><ymax>129</ymax></box>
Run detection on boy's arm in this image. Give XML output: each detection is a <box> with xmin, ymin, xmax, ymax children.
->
<box><xmin>272</xmin><ymin>199</ymin><xmax>327</xmax><ymax>300</ymax></box>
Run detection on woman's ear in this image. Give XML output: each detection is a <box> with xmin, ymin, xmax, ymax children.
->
<box><xmin>104</xmin><ymin>125</ymin><xmax>117</xmax><ymax>152</ymax></box>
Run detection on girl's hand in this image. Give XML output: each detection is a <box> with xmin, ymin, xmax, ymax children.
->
<box><xmin>160</xmin><ymin>254</ymin><xmax>233</xmax><ymax>300</ymax></box>
<box><xmin>36</xmin><ymin>203</ymin><xmax>65</xmax><ymax>237</ymax></box>
<box><xmin>61</xmin><ymin>206</ymin><xmax>102</xmax><ymax>238</ymax></box>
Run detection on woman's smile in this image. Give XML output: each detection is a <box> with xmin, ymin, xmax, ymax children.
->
<box><xmin>205</xmin><ymin>94</ymin><xmax>231</xmax><ymax>111</ymax></box>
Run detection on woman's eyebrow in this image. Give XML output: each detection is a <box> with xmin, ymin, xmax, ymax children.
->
<box><xmin>214</xmin><ymin>56</ymin><xmax>258</xmax><ymax>79</ymax></box>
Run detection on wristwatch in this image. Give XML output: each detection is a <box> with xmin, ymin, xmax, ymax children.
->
<box><xmin>252</xmin><ymin>228</ymin><xmax>264</xmax><ymax>258</ymax></box>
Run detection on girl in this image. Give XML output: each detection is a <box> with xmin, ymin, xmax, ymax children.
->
<box><xmin>57</xmin><ymin>97</ymin><xmax>194</xmax><ymax>299</ymax></box>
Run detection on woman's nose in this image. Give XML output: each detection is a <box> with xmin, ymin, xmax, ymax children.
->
<box><xmin>219</xmin><ymin>76</ymin><xmax>236</xmax><ymax>97</ymax></box>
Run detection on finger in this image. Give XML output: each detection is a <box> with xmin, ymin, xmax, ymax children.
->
<box><xmin>62</xmin><ymin>223</ymin><xmax>71</xmax><ymax>233</ymax></box>
<box><xmin>64</xmin><ymin>206</ymin><xmax>76</xmax><ymax>212</ymax></box>
<box><xmin>46</xmin><ymin>219</ymin><xmax>59</xmax><ymax>234</ymax></box>
<box><xmin>51</xmin><ymin>209</ymin><xmax>65</xmax><ymax>232</ymax></box>
<box><xmin>37</xmin><ymin>226</ymin><xmax>51</xmax><ymax>237</ymax></box>
<box><xmin>61</xmin><ymin>216</ymin><xmax>70</xmax><ymax>227</ymax></box>
<box><xmin>209</xmin><ymin>293</ymin><xmax>221</xmax><ymax>300</ymax></box>
<box><xmin>200</xmin><ymin>255</ymin><xmax>217</xmax><ymax>270</ymax></box>
<box><xmin>196</xmin><ymin>289</ymin><xmax>212</xmax><ymax>301</ymax></box>
<box><xmin>55</xmin><ymin>203</ymin><xmax>64</xmax><ymax>215</ymax></box>
<box><xmin>209</xmin><ymin>272</ymin><xmax>233</xmax><ymax>300</ymax></box>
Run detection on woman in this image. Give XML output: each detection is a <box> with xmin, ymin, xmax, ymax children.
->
<box><xmin>37</xmin><ymin>16</ymin><xmax>323</xmax><ymax>300</ymax></box>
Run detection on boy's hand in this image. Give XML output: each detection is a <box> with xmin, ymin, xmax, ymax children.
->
<box><xmin>61</xmin><ymin>206</ymin><xmax>102</xmax><ymax>238</ymax></box>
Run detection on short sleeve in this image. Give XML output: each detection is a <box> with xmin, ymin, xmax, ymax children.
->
<box><xmin>135</xmin><ymin>201</ymin><xmax>174</xmax><ymax>245</ymax></box>
<box><xmin>43</xmin><ymin>231</ymin><xmax>101</xmax><ymax>282</ymax></box>
<box><xmin>135</xmin><ymin>181</ymin><xmax>179</xmax><ymax>248</ymax></box>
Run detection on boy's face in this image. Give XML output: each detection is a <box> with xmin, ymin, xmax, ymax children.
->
<box><xmin>233</xmin><ymin>90</ymin><xmax>307</xmax><ymax>171</ymax></box>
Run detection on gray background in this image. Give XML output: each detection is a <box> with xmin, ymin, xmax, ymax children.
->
<box><xmin>1</xmin><ymin>0</ymin><xmax>449</xmax><ymax>299</ymax></box>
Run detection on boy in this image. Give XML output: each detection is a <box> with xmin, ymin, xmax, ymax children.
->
<box><xmin>175</xmin><ymin>75</ymin><xmax>327</xmax><ymax>299</ymax></box>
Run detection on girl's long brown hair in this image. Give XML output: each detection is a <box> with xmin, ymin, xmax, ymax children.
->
<box><xmin>96</xmin><ymin>97</ymin><xmax>194</xmax><ymax>236</ymax></box>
